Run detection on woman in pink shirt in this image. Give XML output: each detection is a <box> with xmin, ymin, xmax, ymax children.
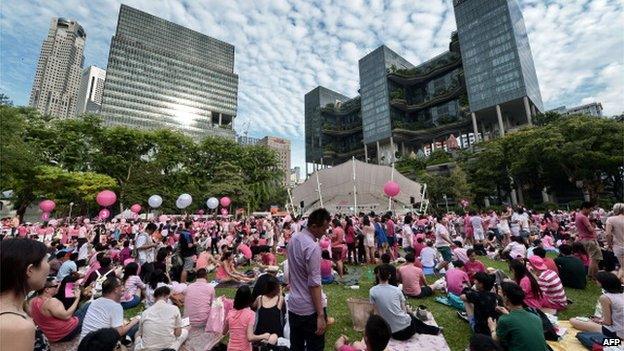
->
<box><xmin>224</xmin><ymin>285</ymin><xmax>274</xmax><ymax>351</ymax></box>
<box><xmin>509</xmin><ymin>259</ymin><xmax>544</xmax><ymax>309</ymax></box>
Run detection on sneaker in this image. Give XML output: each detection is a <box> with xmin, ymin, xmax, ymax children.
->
<box><xmin>457</xmin><ymin>311</ymin><xmax>469</xmax><ymax>322</ymax></box>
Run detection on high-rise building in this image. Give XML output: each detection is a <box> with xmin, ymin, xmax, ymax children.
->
<box><xmin>258</xmin><ymin>136</ymin><xmax>291</xmax><ymax>186</ymax></box>
<box><xmin>76</xmin><ymin>66</ymin><xmax>106</xmax><ymax>114</ymax></box>
<box><xmin>100</xmin><ymin>5</ymin><xmax>238</xmax><ymax>139</ymax></box>
<box><xmin>236</xmin><ymin>135</ymin><xmax>261</xmax><ymax>145</ymax></box>
<box><xmin>550</xmin><ymin>102</ymin><xmax>603</xmax><ymax>117</ymax></box>
<box><xmin>29</xmin><ymin>18</ymin><xmax>86</xmax><ymax>118</ymax></box>
<box><xmin>305</xmin><ymin>0</ymin><xmax>543</xmax><ymax>170</ymax></box>
<box><xmin>290</xmin><ymin>167</ymin><xmax>302</xmax><ymax>186</ymax></box>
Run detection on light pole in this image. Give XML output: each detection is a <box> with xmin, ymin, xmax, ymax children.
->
<box><xmin>443</xmin><ymin>194</ymin><xmax>449</xmax><ymax>214</ymax></box>
<box><xmin>68</xmin><ymin>202</ymin><xmax>74</xmax><ymax>220</ymax></box>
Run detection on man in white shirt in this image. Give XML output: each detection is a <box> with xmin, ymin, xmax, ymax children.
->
<box><xmin>80</xmin><ymin>277</ymin><xmax>139</xmax><ymax>341</ymax></box>
<box><xmin>135</xmin><ymin>286</ymin><xmax>188</xmax><ymax>351</ymax></box>
<box><xmin>136</xmin><ymin>223</ymin><xmax>158</xmax><ymax>265</ymax></box>
<box><xmin>434</xmin><ymin>215</ymin><xmax>455</xmax><ymax>271</ymax></box>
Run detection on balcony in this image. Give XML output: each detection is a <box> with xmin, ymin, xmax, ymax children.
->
<box><xmin>320</xmin><ymin>97</ymin><xmax>361</xmax><ymax>116</ymax></box>
<box><xmin>390</xmin><ymin>84</ymin><xmax>463</xmax><ymax>112</ymax></box>
<box><xmin>387</xmin><ymin>53</ymin><xmax>462</xmax><ymax>85</ymax></box>
<box><xmin>392</xmin><ymin>117</ymin><xmax>472</xmax><ymax>140</ymax></box>
<box><xmin>321</xmin><ymin>122</ymin><xmax>363</xmax><ymax>135</ymax></box>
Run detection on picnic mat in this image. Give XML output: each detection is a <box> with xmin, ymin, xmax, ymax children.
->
<box><xmin>180</xmin><ymin>326</ymin><xmax>222</xmax><ymax>351</ymax></box>
<box><xmin>386</xmin><ymin>312</ymin><xmax>451</xmax><ymax>351</ymax></box>
<box><xmin>546</xmin><ymin>320</ymin><xmax>589</xmax><ymax>351</ymax></box>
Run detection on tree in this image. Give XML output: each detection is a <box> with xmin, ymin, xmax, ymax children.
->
<box><xmin>533</xmin><ymin>111</ymin><xmax>563</xmax><ymax>126</ymax></box>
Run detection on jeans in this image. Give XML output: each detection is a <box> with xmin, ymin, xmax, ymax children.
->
<box><xmin>121</xmin><ymin>295</ymin><xmax>141</xmax><ymax>309</ymax></box>
<box><xmin>288</xmin><ymin>311</ymin><xmax>325</xmax><ymax>351</ymax></box>
<box><xmin>392</xmin><ymin>314</ymin><xmax>440</xmax><ymax>341</ymax></box>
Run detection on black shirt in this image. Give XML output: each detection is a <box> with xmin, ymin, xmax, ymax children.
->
<box><xmin>463</xmin><ymin>289</ymin><xmax>501</xmax><ymax>335</ymax></box>
<box><xmin>179</xmin><ymin>230</ymin><xmax>196</xmax><ymax>258</ymax></box>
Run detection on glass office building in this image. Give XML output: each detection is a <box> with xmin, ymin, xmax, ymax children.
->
<box><xmin>453</xmin><ymin>0</ymin><xmax>543</xmax><ymax>113</ymax></box>
<box><xmin>100</xmin><ymin>5</ymin><xmax>238</xmax><ymax>139</ymax></box>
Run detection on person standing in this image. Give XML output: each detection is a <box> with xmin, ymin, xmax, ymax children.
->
<box><xmin>179</xmin><ymin>220</ymin><xmax>196</xmax><ymax>283</ymax></box>
<box><xmin>434</xmin><ymin>215</ymin><xmax>454</xmax><ymax>272</ymax></box>
<box><xmin>136</xmin><ymin>223</ymin><xmax>158</xmax><ymax>266</ymax></box>
<box><xmin>605</xmin><ymin>203</ymin><xmax>624</xmax><ymax>282</ymax></box>
<box><xmin>576</xmin><ymin>202</ymin><xmax>602</xmax><ymax>279</ymax></box>
<box><xmin>287</xmin><ymin>208</ymin><xmax>331</xmax><ymax>351</ymax></box>
<box><xmin>385</xmin><ymin>214</ymin><xmax>397</xmax><ymax>259</ymax></box>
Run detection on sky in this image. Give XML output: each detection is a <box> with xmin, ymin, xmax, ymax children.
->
<box><xmin>1</xmin><ymin>0</ymin><xmax>623</xmax><ymax>173</ymax></box>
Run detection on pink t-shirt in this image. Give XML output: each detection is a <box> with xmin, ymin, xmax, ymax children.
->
<box><xmin>215</xmin><ymin>264</ymin><xmax>229</xmax><ymax>281</ymax></box>
<box><xmin>575</xmin><ymin>212</ymin><xmax>595</xmax><ymax>240</ymax></box>
<box><xmin>445</xmin><ymin>268</ymin><xmax>470</xmax><ymax>296</ymax></box>
<box><xmin>398</xmin><ymin>264</ymin><xmax>425</xmax><ymax>296</ymax></box>
<box><xmin>321</xmin><ymin>259</ymin><xmax>333</xmax><ymax>278</ymax></box>
<box><xmin>519</xmin><ymin>276</ymin><xmax>542</xmax><ymax>309</ymax></box>
<box><xmin>238</xmin><ymin>244</ymin><xmax>252</xmax><ymax>260</ymax></box>
<box><xmin>121</xmin><ymin>275</ymin><xmax>146</xmax><ymax>302</ymax></box>
<box><xmin>226</xmin><ymin>308</ymin><xmax>255</xmax><ymax>351</ymax></box>
<box><xmin>184</xmin><ymin>279</ymin><xmax>215</xmax><ymax>327</ymax></box>
<box><xmin>464</xmin><ymin>260</ymin><xmax>486</xmax><ymax>279</ymax></box>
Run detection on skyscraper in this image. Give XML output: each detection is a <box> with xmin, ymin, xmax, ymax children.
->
<box><xmin>76</xmin><ymin>66</ymin><xmax>106</xmax><ymax>114</ymax></box>
<box><xmin>29</xmin><ymin>18</ymin><xmax>86</xmax><ymax>118</ymax></box>
<box><xmin>258</xmin><ymin>136</ymin><xmax>291</xmax><ymax>186</ymax></box>
<box><xmin>100</xmin><ymin>5</ymin><xmax>238</xmax><ymax>139</ymax></box>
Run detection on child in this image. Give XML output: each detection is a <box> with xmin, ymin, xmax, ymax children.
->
<box><xmin>334</xmin><ymin>315</ymin><xmax>391</xmax><ymax>351</ymax></box>
<box><xmin>224</xmin><ymin>285</ymin><xmax>275</xmax><ymax>350</ymax></box>
<box><xmin>321</xmin><ymin>250</ymin><xmax>335</xmax><ymax>284</ymax></box>
<box><xmin>446</xmin><ymin>260</ymin><xmax>470</xmax><ymax>296</ymax></box>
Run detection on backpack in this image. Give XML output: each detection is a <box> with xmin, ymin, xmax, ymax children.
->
<box><xmin>91</xmin><ymin>269</ymin><xmax>115</xmax><ymax>300</ymax></box>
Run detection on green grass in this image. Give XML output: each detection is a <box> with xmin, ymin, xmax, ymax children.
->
<box><xmin>125</xmin><ymin>254</ymin><xmax>602</xmax><ymax>351</ymax></box>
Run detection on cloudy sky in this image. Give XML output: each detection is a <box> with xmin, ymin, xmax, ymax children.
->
<box><xmin>1</xmin><ymin>0</ymin><xmax>623</xmax><ymax>172</ymax></box>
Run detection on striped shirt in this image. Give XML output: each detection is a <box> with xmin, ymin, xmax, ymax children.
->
<box><xmin>537</xmin><ymin>270</ymin><xmax>567</xmax><ymax>307</ymax></box>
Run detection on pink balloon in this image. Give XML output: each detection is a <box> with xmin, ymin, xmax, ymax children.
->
<box><xmin>99</xmin><ymin>208</ymin><xmax>110</xmax><ymax>220</ymax></box>
<box><xmin>220</xmin><ymin>197</ymin><xmax>231</xmax><ymax>207</ymax></box>
<box><xmin>39</xmin><ymin>200</ymin><xmax>56</xmax><ymax>213</ymax></box>
<box><xmin>41</xmin><ymin>212</ymin><xmax>50</xmax><ymax>221</ymax></box>
<box><xmin>130</xmin><ymin>204</ymin><xmax>142</xmax><ymax>213</ymax></box>
<box><xmin>96</xmin><ymin>190</ymin><xmax>117</xmax><ymax>207</ymax></box>
<box><xmin>383</xmin><ymin>181</ymin><xmax>400</xmax><ymax>197</ymax></box>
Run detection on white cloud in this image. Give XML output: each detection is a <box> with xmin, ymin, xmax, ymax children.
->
<box><xmin>1</xmin><ymin>0</ymin><xmax>622</xmax><ymax>174</ymax></box>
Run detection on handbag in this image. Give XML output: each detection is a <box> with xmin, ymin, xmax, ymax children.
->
<box><xmin>205</xmin><ymin>297</ymin><xmax>225</xmax><ymax>334</ymax></box>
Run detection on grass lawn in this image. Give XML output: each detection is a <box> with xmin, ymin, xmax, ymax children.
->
<box><xmin>125</xmin><ymin>253</ymin><xmax>602</xmax><ymax>351</ymax></box>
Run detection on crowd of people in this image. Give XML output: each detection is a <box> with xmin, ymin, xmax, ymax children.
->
<box><xmin>0</xmin><ymin>201</ymin><xmax>622</xmax><ymax>351</ymax></box>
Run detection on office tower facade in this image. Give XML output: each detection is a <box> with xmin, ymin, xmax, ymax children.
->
<box><xmin>258</xmin><ymin>136</ymin><xmax>291</xmax><ymax>186</ymax></box>
<box><xmin>550</xmin><ymin>102</ymin><xmax>603</xmax><ymax>117</ymax></box>
<box><xmin>100</xmin><ymin>5</ymin><xmax>238</xmax><ymax>139</ymax></box>
<box><xmin>305</xmin><ymin>0</ymin><xmax>543</xmax><ymax>167</ymax></box>
<box><xmin>29</xmin><ymin>18</ymin><xmax>86</xmax><ymax>118</ymax></box>
<box><xmin>76</xmin><ymin>66</ymin><xmax>106</xmax><ymax>114</ymax></box>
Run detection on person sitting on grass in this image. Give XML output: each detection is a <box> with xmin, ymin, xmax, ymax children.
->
<box><xmin>420</xmin><ymin>241</ymin><xmax>438</xmax><ymax>276</ymax></box>
<box><xmin>509</xmin><ymin>259</ymin><xmax>543</xmax><ymax>309</ymax></box>
<box><xmin>183</xmin><ymin>268</ymin><xmax>215</xmax><ymax>328</ymax></box>
<box><xmin>321</xmin><ymin>250</ymin><xmax>336</xmax><ymax>285</ymax></box>
<box><xmin>570</xmin><ymin>271</ymin><xmax>623</xmax><ymax>340</ymax></box>
<box><xmin>452</xmin><ymin>241</ymin><xmax>469</xmax><ymax>263</ymax></box>
<box><xmin>215</xmin><ymin>251</ymin><xmax>253</xmax><ymax>284</ymax></box>
<box><xmin>334</xmin><ymin>315</ymin><xmax>391</xmax><ymax>351</ymax></box>
<box><xmin>224</xmin><ymin>285</ymin><xmax>276</xmax><ymax>350</ymax></box>
<box><xmin>370</xmin><ymin>264</ymin><xmax>441</xmax><ymax>341</ymax></box>
<box><xmin>501</xmin><ymin>236</ymin><xmax>527</xmax><ymax>261</ymax></box>
<box><xmin>460</xmin><ymin>272</ymin><xmax>500</xmax><ymax>335</ymax></box>
<box><xmin>446</xmin><ymin>260</ymin><xmax>470</xmax><ymax>296</ymax></box>
<box><xmin>253</xmin><ymin>275</ymin><xmax>285</xmax><ymax>340</ymax></box>
<box><xmin>77</xmin><ymin>327</ymin><xmax>120</xmax><ymax>351</ymax></box>
<box><xmin>532</xmin><ymin>247</ymin><xmax>558</xmax><ymax>274</ymax></box>
<box><xmin>572</xmin><ymin>241</ymin><xmax>590</xmax><ymax>274</ymax></box>
<box><xmin>135</xmin><ymin>286</ymin><xmax>188</xmax><ymax>351</ymax></box>
<box><xmin>487</xmin><ymin>282</ymin><xmax>548</xmax><ymax>351</ymax></box>
<box><xmin>554</xmin><ymin>244</ymin><xmax>587</xmax><ymax>289</ymax></box>
<box><xmin>464</xmin><ymin>248</ymin><xmax>486</xmax><ymax>281</ymax></box>
<box><xmin>120</xmin><ymin>262</ymin><xmax>145</xmax><ymax>310</ymax></box>
<box><xmin>527</xmin><ymin>256</ymin><xmax>567</xmax><ymax>312</ymax></box>
<box><xmin>397</xmin><ymin>252</ymin><xmax>433</xmax><ymax>298</ymax></box>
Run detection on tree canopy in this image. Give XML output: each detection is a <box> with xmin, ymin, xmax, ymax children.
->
<box><xmin>0</xmin><ymin>106</ymin><xmax>286</xmax><ymax>219</ymax></box>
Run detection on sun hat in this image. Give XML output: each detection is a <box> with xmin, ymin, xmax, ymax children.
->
<box><xmin>528</xmin><ymin>255</ymin><xmax>547</xmax><ymax>271</ymax></box>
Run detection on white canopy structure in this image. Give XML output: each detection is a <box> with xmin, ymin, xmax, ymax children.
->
<box><xmin>292</xmin><ymin>158</ymin><xmax>426</xmax><ymax>215</ymax></box>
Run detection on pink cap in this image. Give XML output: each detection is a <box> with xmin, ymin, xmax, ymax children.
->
<box><xmin>528</xmin><ymin>255</ymin><xmax>547</xmax><ymax>271</ymax></box>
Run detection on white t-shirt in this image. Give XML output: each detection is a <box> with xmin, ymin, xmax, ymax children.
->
<box><xmin>504</xmin><ymin>242</ymin><xmax>527</xmax><ymax>259</ymax></box>
<box><xmin>80</xmin><ymin>297</ymin><xmax>124</xmax><ymax>340</ymax></box>
<box><xmin>434</xmin><ymin>223</ymin><xmax>450</xmax><ymax>248</ymax></box>
<box><xmin>136</xmin><ymin>233</ymin><xmax>155</xmax><ymax>264</ymax></box>
<box><xmin>420</xmin><ymin>246</ymin><xmax>436</xmax><ymax>267</ymax></box>
<box><xmin>402</xmin><ymin>224</ymin><xmax>413</xmax><ymax>248</ymax></box>
<box><xmin>138</xmin><ymin>300</ymin><xmax>182</xmax><ymax>350</ymax></box>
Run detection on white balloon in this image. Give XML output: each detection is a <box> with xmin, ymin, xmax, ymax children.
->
<box><xmin>206</xmin><ymin>197</ymin><xmax>219</xmax><ymax>209</ymax></box>
<box><xmin>148</xmin><ymin>195</ymin><xmax>163</xmax><ymax>208</ymax></box>
<box><xmin>177</xmin><ymin>193</ymin><xmax>192</xmax><ymax>208</ymax></box>
<box><xmin>176</xmin><ymin>198</ymin><xmax>184</xmax><ymax>209</ymax></box>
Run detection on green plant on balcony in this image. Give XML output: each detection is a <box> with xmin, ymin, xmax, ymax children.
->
<box><xmin>390</xmin><ymin>88</ymin><xmax>405</xmax><ymax>101</ymax></box>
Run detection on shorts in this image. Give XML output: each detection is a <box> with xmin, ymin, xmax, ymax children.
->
<box><xmin>473</xmin><ymin>229</ymin><xmax>485</xmax><ymax>241</ymax></box>
<box><xmin>183</xmin><ymin>257</ymin><xmax>195</xmax><ymax>271</ymax></box>
<box><xmin>437</xmin><ymin>246</ymin><xmax>452</xmax><ymax>262</ymax></box>
<box><xmin>581</xmin><ymin>239</ymin><xmax>603</xmax><ymax>262</ymax></box>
